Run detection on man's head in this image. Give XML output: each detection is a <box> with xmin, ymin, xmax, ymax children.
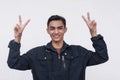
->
<box><xmin>47</xmin><ymin>15</ymin><xmax>66</xmax><ymax>27</ymax></box>
<box><xmin>47</xmin><ymin>15</ymin><xmax>67</xmax><ymax>43</ymax></box>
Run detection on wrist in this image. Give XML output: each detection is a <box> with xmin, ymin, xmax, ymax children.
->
<box><xmin>14</xmin><ymin>37</ymin><xmax>21</xmax><ymax>43</ymax></box>
<box><xmin>90</xmin><ymin>30</ymin><xmax>97</xmax><ymax>37</ymax></box>
<box><xmin>14</xmin><ymin>34</ymin><xmax>22</xmax><ymax>43</ymax></box>
<box><xmin>91</xmin><ymin>32</ymin><xmax>97</xmax><ymax>37</ymax></box>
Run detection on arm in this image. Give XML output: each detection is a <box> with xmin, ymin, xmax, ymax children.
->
<box><xmin>86</xmin><ymin>34</ymin><xmax>109</xmax><ymax>66</ymax></box>
<box><xmin>82</xmin><ymin>12</ymin><xmax>109</xmax><ymax>66</ymax></box>
<box><xmin>7</xmin><ymin>40</ymin><xmax>31</xmax><ymax>70</ymax></box>
<box><xmin>7</xmin><ymin>16</ymin><xmax>31</xmax><ymax>70</ymax></box>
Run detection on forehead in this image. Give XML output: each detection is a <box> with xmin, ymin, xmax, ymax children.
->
<box><xmin>48</xmin><ymin>20</ymin><xmax>64</xmax><ymax>27</ymax></box>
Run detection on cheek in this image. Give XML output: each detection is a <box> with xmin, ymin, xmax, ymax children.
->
<box><xmin>47</xmin><ymin>30</ymin><xmax>53</xmax><ymax>35</ymax></box>
<box><xmin>47</xmin><ymin>30</ymin><xmax>55</xmax><ymax>38</ymax></box>
<box><xmin>61</xmin><ymin>31</ymin><xmax>66</xmax><ymax>35</ymax></box>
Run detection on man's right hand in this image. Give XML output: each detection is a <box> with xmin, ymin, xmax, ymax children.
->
<box><xmin>14</xmin><ymin>16</ymin><xmax>30</xmax><ymax>43</ymax></box>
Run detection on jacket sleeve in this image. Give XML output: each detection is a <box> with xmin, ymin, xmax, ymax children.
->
<box><xmin>85</xmin><ymin>34</ymin><xmax>109</xmax><ymax>66</ymax></box>
<box><xmin>7</xmin><ymin>40</ymin><xmax>31</xmax><ymax>70</ymax></box>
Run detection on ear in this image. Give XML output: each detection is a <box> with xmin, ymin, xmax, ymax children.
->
<box><xmin>46</xmin><ymin>27</ymin><xmax>49</xmax><ymax>34</ymax></box>
<box><xmin>65</xmin><ymin>27</ymin><xmax>67</xmax><ymax>33</ymax></box>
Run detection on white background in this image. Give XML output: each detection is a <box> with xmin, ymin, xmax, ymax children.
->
<box><xmin>0</xmin><ymin>0</ymin><xmax>119</xmax><ymax>80</ymax></box>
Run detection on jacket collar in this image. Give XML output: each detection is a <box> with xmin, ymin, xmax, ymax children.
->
<box><xmin>45</xmin><ymin>41</ymin><xmax>70</xmax><ymax>53</ymax></box>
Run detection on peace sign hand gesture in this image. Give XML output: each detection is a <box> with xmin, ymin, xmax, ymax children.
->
<box><xmin>82</xmin><ymin>12</ymin><xmax>97</xmax><ymax>37</ymax></box>
<box><xmin>14</xmin><ymin>16</ymin><xmax>30</xmax><ymax>43</ymax></box>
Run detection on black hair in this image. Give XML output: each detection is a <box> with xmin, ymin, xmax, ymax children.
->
<box><xmin>47</xmin><ymin>15</ymin><xmax>66</xmax><ymax>27</ymax></box>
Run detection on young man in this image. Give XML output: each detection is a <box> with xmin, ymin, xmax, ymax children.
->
<box><xmin>7</xmin><ymin>12</ymin><xmax>109</xmax><ymax>80</ymax></box>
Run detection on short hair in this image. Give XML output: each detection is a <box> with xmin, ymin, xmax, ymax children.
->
<box><xmin>47</xmin><ymin>15</ymin><xmax>66</xmax><ymax>27</ymax></box>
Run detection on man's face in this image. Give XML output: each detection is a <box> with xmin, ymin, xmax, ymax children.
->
<box><xmin>47</xmin><ymin>20</ymin><xmax>67</xmax><ymax>43</ymax></box>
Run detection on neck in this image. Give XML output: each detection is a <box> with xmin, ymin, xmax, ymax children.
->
<box><xmin>52</xmin><ymin>40</ymin><xmax>64</xmax><ymax>54</ymax></box>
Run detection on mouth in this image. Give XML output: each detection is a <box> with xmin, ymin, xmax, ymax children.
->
<box><xmin>53</xmin><ymin>35</ymin><xmax>60</xmax><ymax>39</ymax></box>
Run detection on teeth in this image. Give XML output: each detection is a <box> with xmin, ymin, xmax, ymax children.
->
<box><xmin>53</xmin><ymin>35</ymin><xmax>60</xmax><ymax>38</ymax></box>
<box><xmin>54</xmin><ymin>36</ymin><xmax>59</xmax><ymax>38</ymax></box>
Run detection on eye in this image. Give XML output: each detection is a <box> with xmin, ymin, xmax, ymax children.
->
<box><xmin>49</xmin><ymin>26</ymin><xmax>55</xmax><ymax>30</ymax></box>
<box><xmin>58</xmin><ymin>26</ymin><xmax>64</xmax><ymax>30</ymax></box>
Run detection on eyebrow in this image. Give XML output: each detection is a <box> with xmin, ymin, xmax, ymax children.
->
<box><xmin>49</xmin><ymin>26</ymin><xmax>64</xmax><ymax>28</ymax></box>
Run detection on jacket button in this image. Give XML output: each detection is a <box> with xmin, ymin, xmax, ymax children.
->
<box><xmin>44</xmin><ymin>57</ymin><xmax>47</xmax><ymax>60</ymax></box>
<box><xmin>64</xmin><ymin>53</ymin><xmax>67</xmax><ymax>55</ymax></box>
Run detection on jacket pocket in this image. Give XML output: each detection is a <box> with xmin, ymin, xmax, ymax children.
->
<box><xmin>36</xmin><ymin>53</ymin><xmax>52</xmax><ymax>71</ymax></box>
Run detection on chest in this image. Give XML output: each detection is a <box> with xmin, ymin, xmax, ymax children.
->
<box><xmin>36</xmin><ymin>50</ymin><xmax>71</xmax><ymax>72</ymax></box>
<box><xmin>32</xmin><ymin>48</ymin><xmax>85</xmax><ymax>73</ymax></box>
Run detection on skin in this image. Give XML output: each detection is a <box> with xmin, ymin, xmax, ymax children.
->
<box><xmin>14</xmin><ymin>12</ymin><xmax>97</xmax><ymax>54</ymax></box>
<box><xmin>47</xmin><ymin>20</ymin><xmax>67</xmax><ymax>54</ymax></box>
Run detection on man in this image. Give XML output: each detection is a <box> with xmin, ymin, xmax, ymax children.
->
<box><xmin>7</xmin><ymin>12</ymin><xmax>109</xmax><ymax>80</ymax></box>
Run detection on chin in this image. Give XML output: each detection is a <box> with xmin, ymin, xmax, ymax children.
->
<box><xmin>53</xmin><ymin>40</ymin><xmax>61</xmax><ymax>43</ymax></box>
<box><xmin>52</xmin><ymin>39</ymin><xmax>63</xmax><ymax>43</ymax></box>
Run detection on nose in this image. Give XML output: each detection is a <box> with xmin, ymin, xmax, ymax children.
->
<box><xmin>54</xmin><ymin>29</ymin><xmax>59</xmax><ymax>34</ymax></box>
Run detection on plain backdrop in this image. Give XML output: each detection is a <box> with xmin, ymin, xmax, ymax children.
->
<box><xmin>0</xmin><ymin>0</ymin><xmax>120</xmax><ymax>80</ymax></box>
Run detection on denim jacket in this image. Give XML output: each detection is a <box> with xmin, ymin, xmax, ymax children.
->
<box><xmin>7</xmin><ymin>34</ymin><xmax>109</xmax><ymax>80</ymax></box>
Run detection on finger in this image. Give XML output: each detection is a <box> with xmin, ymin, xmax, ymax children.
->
<box><xmin>87</xmin><ymin>12</ymin><xmax>90</xmax><ymax>21</ymax></box>
<box><xmin>91</xmin><ymin>20</ymin><xmax>96</xmax><ymax>27</ymax></box>
<box><xmin>19</xmin><ymin>15</ymin><xmax>22</xmax><ymax>25</ymax></box>
<box><xmin>14</xmin><ymin>24</ymin><xmax>20</xmax><ymax>33</ymax></box>
<box><xmin>14</xmin><ymin>25</ymin><xmax>18</xmax><ymax>33</ymax></box>
<box><xmin>92</xmin><ymin>20</ymin><xmax>97</xmax><ymax>27</ymax></box>
<box><xmin>82</xmin><ymin>15</ymin><xmax>87</xmax><ymax>23</ymax></box>
<box><xmin>16</xmin><ymin>24</ymin><xmax>21</xmax><ymax>31</ymax></box>
<box><xmin>82</xmin><ymin>15</ymin><xmax>90</xmax><ymax>27</ymax></box>
<box><xmin>23</xmin><ymin>19</ymin><xmax>30</xmax><ymax>29</ymax></box>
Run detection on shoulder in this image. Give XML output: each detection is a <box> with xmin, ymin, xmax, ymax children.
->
<box><xmin>70</xmin><ymin>45</ymin><xmax>87</xmax><ymax>50</ymax></box>
<box><xmin>26</xmin><ymin>45</ymin><xmax>46</xmax><ymax>55</ymax></box>
<box><xmin>70</xmin><ymin>45</ymin><xmax>89</xmax><ymax>54</ymax></box>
